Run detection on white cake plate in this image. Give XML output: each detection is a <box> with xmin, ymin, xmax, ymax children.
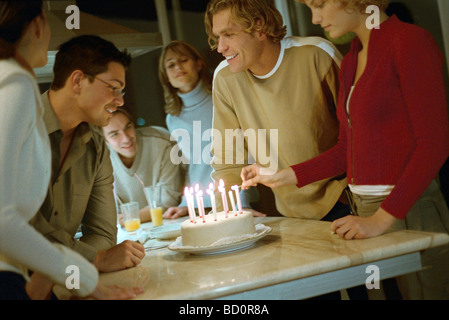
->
<box><xmin>168</xmin><ymin>224</ymin><xmax>272</xmax><ymax>255</ymax></box>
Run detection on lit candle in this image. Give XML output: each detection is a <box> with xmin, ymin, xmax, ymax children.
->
<box><xmin>218</xmin><ymin>179</ymin><xmax>228</xmax><ymax>217</ymax></box>
<box><xmin>184</xmin><ymin>187</ymin><xmax>194</xmax><ymax>222</ymax></box>
<box><xmin>231</xmin><ymin>185</ymin><xmax>243</xmax><ymax>214</ymax></box>
<box><xmin>197</xmin><ymin>190</ymin><xmax>206</xmax><ymax>223</ymax></box>
<box><xmin>229</xmin><ymin>190</ymin><xmax>237</xmax><ymax>216</ymax></box>
<box><xmin>189</xmin><ymin>187</ymin><xmax>196</xmax><ymax>222</ymax></box>
<box><xmin>207</xmin><ymin>183</ymin><xmax>217</xmax><ymax>221</ymax></box>
<box><xmin>194</xmin><ymin>184</ymin><xmax>201</xmax><ymax>219</ymax></box>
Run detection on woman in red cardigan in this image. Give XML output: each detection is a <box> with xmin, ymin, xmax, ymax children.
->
<box><xmin>241</xmin><ymin>0</ymin><xmax>449</xmax><ymax>299</ymax></box>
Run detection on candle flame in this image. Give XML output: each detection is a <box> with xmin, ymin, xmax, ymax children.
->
<box><xmin>209</xmin><ymin>182</ymin><xmax>214</xmax><ymax>190</ymax></box>
<box><xmin>219</xmin><ymin>179</ymin><xmax>224</xmax><ymax>187</ymax></box>
<box><xmin>194</xmin><ymin>184</ymin><xmax>199</xmax><ymax>192</ymax></box>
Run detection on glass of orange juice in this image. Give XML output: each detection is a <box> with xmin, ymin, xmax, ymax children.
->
<box><xmin>145</xmin><ymin>185</ymin><xmax>163</xmax><ymax>227</ymax></box>
<box><xmin>121</xmin><ymin>202</ymin><xmax>141</xmax><ymax>234</ymax></box>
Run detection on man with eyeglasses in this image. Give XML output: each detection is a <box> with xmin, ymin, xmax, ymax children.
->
<box><xmin>28</xmin><ymin>35</ymin><xmax>145</xmax><ymax>299</ymax></box>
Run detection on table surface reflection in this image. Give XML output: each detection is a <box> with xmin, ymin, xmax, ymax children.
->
<box><xmin>116</xmin><ymin>216</ymin><xmax>448</xmax><ymax>300</ymax></box>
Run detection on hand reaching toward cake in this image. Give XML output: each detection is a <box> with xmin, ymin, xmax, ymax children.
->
<box><xmin>241</xmin><ymin>165</ymin><xmax>298</xmax><ymax>189</ymax></box>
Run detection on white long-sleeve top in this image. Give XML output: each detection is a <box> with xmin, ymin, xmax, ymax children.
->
<box><xmin>0</xmin><ymin>58</ymin><xmax>98</xmax><ymax>297</ymax></box>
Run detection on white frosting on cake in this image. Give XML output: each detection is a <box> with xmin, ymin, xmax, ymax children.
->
<box><xmin>181</xmin><ymin>211</ymin><xmax>255</xmax><ymax>247</ymax></box>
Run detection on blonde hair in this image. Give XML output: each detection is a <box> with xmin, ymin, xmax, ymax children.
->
<box><xmin>205</xmin><ymin>0</ymin><xmax>287</xmax><ymax>50</ymax></box>
<box><xmin>158</xmin><ymin>40</ymin><xmax>212</xmax><ymax>116</ymax></box>
<box><xmin>296</xmin><ymin>0</ymin><xmax>389</xmax><ymax>13</ymax></box>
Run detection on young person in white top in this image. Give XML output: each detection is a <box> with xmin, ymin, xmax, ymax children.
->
<box><xmin>102</xmin><ymin>107</ymin><xmax>183</xmax><ymax>224</ymax></box>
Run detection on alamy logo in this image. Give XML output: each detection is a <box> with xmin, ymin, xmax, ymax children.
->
<box><xmin>365</xmin><ymin>265</ymin><xmax>380</xmax><ymax>290</ymax></box>
<box><xmin>65</xmin><ymin>5</ymin><xmax>80</xmax><ymax>30</ymax></box>
<box><xmin>65</xmin><ymin>265</ymin><xmax>80</xmax><ymax>290</ymax></box>
<box><xmin>169</xmin><ymin>122</ymin><xmax>279</xmax><ymax>172</ymax></box>
<box><xmin>366</xmin><ymin>5</ymin><xmax>381</xmax><ymax>30</ymax></box>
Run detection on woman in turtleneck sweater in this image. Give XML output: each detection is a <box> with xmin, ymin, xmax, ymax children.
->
<box><xmin>159</xmin><ymin>40</ymin><xmax>258</xmax><ymax>218</ymax></box>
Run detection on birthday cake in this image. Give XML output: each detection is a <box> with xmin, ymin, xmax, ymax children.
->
<box><xmin>180</xmin><ymin>211</ymin><xmax>256</xmax><ymax>247</ymax></box>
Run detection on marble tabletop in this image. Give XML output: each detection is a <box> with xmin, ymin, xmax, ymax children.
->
<box><xmin>55</xmin><ymin>216</ymin><xmax>449</xmax><ymax>300</ymax></box>
<box><xmin>120</xmin><ymin>216</ymin><xmax>448</xmax><ymax>300</ymax></box>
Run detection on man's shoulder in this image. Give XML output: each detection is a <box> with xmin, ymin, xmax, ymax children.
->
<box><xmin>283</xmin><ymin>36</ymin><xmax>342</xmax><ymax>63</ymax></box>
<box><xmin>213</xmin><ymin>59</ymin><xmax>232</xmax><ymax>81</ymax></box>
<box><xmin>212</xmin><ymin>36</ymin><xmax>342</xmax><ymax>86</ymax></box>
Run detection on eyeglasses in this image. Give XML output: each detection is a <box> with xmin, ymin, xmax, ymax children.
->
<box><xmin>85</xmin><ymin>73</ymin><xmax>125</xmax><ymax>97</ymax></box>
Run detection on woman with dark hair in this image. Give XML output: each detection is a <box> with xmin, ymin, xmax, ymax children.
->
<box><xmin>0</xmin><ymin>0</ymin><xmax>142</xmax><ymax>300</ymax></box>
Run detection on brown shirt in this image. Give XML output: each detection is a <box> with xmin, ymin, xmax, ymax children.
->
<box><xmin>30</xmin><ymin>92</ymin><xmax>117</xmax><ymax>262</ymax></box>
<box><xmin>212</xmin><ymin>37</ymin><xmax>347</xmax><ymax>220</ymax></box>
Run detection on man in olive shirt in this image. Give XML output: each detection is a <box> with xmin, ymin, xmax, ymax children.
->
<box><xmin>30</xmin><ymin>36</ymin><xmax>145</xmax><ymax>277</ymax></box>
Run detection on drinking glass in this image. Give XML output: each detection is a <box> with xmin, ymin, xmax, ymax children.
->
<box><xmin>145</xmin><ymin>185</ymin><xmax>163</xmax><ymax>227</ymax></box>
<box><xmin>121</xmin><ymin>201</ymin><xmax>141</xmax><ymax>234</ymax></box>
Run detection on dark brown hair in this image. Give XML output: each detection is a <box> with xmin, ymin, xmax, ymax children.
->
<box><xmin>95</xmin><ymin>107</ymin><xmax>135</xmax><ymax>138</ymax></box>
<box><xmin>50</xmin><ymin>35</ymin><xmax>131</xmax><ymax>90</ymax></box>
<box><xmin>0</xmin><ymin>0</ymin><xmax>43</xmax><ymax>59</ymax></box>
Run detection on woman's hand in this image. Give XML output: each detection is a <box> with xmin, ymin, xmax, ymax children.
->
<box><xmin>241</xmin><ymin>164</ymin><xmax>297</xmax><ymax>189</ymax></box>
<box><xmin>331</xmin><ymin>207</ymin><xmax>397</xmax><ymax>239</ymax></box>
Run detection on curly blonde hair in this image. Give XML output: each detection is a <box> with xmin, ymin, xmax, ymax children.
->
<box><xmin>296</xmin><ymin>0</ymin><xmax>389</xmax><ymax>13</ymax></box>
<box><xmin>205</xmin><ymin>0</ymin><xmax>287</xmax><ymax>50</ymax></box>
